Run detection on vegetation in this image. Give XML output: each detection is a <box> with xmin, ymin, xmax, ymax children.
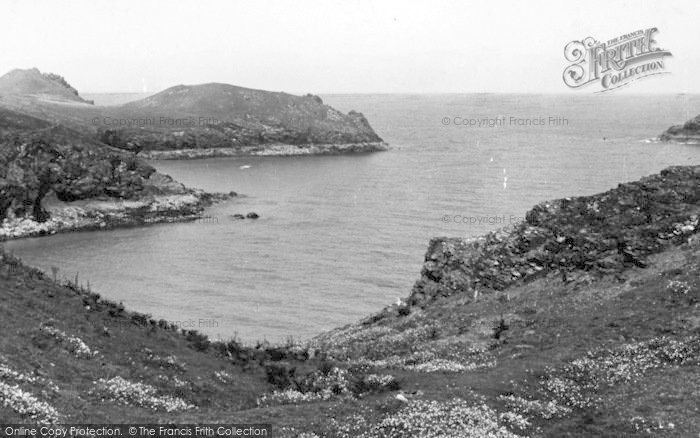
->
<box><xmin>1</xmin><ymin>165</ymin><xmax>699</xmax><ymax>435</ymax></box>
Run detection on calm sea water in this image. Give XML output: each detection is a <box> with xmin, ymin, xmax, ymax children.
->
<box><xmin>6</xmin><ymin>94</ymin><xmax>700</xmax><ymax>342</ymax></box>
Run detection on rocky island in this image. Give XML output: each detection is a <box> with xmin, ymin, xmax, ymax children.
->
<box><xmin>0</xmin><ymin>165</ymin><xmax>697</xmax><ymax>436</ymax></box>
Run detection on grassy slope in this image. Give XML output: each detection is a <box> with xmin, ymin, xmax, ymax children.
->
<box><xmin>1</xmin><ymin>238</ymin><xmax>697</xmax><ymax>436</ymax></box>
<box><xmin>0</xmin><ymin>254</ymin><xmax>266</xmax><ymax>423</ymax></box>
<box><xmin>0</xmin><ymin>166</ymin><xmax>698</xmax><ymax>437</ymax></box>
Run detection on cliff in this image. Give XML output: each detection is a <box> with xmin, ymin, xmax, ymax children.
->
<box><xmin>0</xmin><ymin>69</ymin><xmax>385</xmax><ymax>157</ymax></box>
<box><xmin>659</xmin><ymin>114</ymin><xmax>700</xmax><ymax>143</ymax></box>
<box><xmin>409</xmin><ymin>165</ymin><xmax>699</xmax><ymax>306</ymax></box>
<box><xmin>0</xmin><ymin>107</ymin><xmax>229</xmax><ymax>240</ymax></box>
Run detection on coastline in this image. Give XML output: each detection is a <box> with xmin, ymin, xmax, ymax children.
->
<box><xmin>0</xmin><ymin>164</ymin><xmax>698</xmax><ymax>432</ymax></box>
<box><xmin>658</xmin><ymin>133</ymin><xmax>700</xmax><ymax>144</ymax></box>
<box><xmin>0</xmin><ymin>191</ymin><xmax>233</xmax><ymax>241</ymax></box>
<box><xmin>138</xmin><ymin>141</ymin><xmax>390</xmax><ymax>160</ymax></box>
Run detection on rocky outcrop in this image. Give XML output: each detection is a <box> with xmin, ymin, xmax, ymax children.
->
<box><xmin>0</xmin><ymin>111</ymin><xmax>151</xmax><ymax>223</ymax></box>
<box><xmin>0</xmin><ymin>108</ymin><xmax>232</xmax><ymax>240</ymax></box>
<box><xmin>659</xmin><ymin>115</ymin><xmax>700</xmax><ymax>143</ymax></box>
<box><xmin>99</xmin><ymin>84</ymin><xmax>383</xmax><ymax>154</ymax></box>
<box><xmin>409</xmin><ymin>166</ymin><xmax>700</xmax><ymax>306</ymax></box>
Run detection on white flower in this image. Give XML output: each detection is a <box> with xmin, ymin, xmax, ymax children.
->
<box><xmin>0</xmin><ymin>382</ymin><xmax>60</xmax><ymax>424</ymax></box>
<box><xmin>92</xmin><ymin>377</ymin><xmax>194</xmax><ymax>412</ymax></box>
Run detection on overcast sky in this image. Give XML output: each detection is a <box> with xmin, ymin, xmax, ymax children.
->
<box><xmin>0</xmin><ymin>0</ymin><xmax>697</xmax><ymax>94</ymax></box>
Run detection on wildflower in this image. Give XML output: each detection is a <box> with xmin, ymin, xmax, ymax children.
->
<box><xmin>360</xmin><ymin>398</ymin><xmax>523</xmax><ymax>438</ymax></box>
<box><xmin>92</xmin><ymin>377</ymin><xmax>194</xmax><ymax>412</ymax></box>
<box><xmin>0</xmin><ymin>382</ymin><xmax>60</xmax><ymax>424</ymax></box>
<box><xmin>40</xmin><ymin>325</ymin><xmax>97</xmax><ymax>359</ymax></box>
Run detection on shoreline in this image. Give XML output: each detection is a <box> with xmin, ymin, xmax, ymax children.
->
<box><xmin>138</xmin><ymin>141</ymin><xmax>390</xmax><ymax>160</ymax></box>
<box><xmin>0</xmin><ymin>191</ymin><xmax>233</xmax><ymax>241</ymax></box>
<box><xmin>658</xmin><ymin>134</ymin><xmax>700</xmax><ymax>144</ymax></box>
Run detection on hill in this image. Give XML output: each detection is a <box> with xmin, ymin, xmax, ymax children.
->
<box><xmin>0</xmin><ymin>165</ymin><xmax>698</xmax><ymax>436</ymax></box>
<box><xmin>0</xmin><ymin>69</ymin><xmax>386</xmax><ymax>158</ymax></box>
<box><xmin>659</xmin><ymin>114</ymin><xmax>700</xmax><ymax>143</ymax></box>
<box><xmin>0</xmin><ymin>68</ymin><xmax>92</xmax><ymax>104</ymax></box>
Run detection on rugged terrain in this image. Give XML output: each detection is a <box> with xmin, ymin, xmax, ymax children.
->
<box><xmin>1</xmin><ymin>165</ymin><xmax>698</xmax><ymax>437</ymax></box>
<box><xmin>0</xmin><ymin>65</ymin><xmax>385</xmax><ymax>239</ymax></box>
<box><xmin>0</xmin><ymin>68</ymin><xmax>386</xmax><ymax>158</ymax></box>
<box><xmin>0</xmin><ymin>107</ymin><xmax>229</xmax><ymax>240</ymax></box>
<box><xmin>659</xmin><ymin>113</ymin><xmax>700</xmax><ymax>143</ymax></box>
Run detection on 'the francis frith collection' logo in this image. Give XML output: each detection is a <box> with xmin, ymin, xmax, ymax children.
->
<box><xmin>563</xmin><ymin>28</ymin><xmax>672</xmax><ymax>92</ymax></box>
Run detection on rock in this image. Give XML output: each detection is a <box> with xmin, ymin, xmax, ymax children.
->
<box><xmin>230</xmin><ymin>214</ymin><xmax>245</xmax><ymax>220</ymax></box>
<box><xmin>246</xmin><ymin>212</ymin><xmax>259</xmax><ymax>219</ymax></box>
<box><xmin>407</xmin><ymin>165</ymin><xmax>700</xmax><ymax>306</ymax></box>
<box><xmin>659</xmin><ymin>114</ymin><xmax>700</xmax><ymax>143</ymax></box>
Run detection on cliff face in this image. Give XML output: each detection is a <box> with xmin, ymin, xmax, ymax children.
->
<box><xmin>409</xmin><ymin>166</ymin><xmax>700</xmax><ymax>306</ymax></box>
<box><xmin>659</xmin><ymin>114</ymin><xmax>700</xmax><ymax>143</ymax></box>
<box><xmin>0</xmin><ymin>107</ymin><xmax>221</xmax><ymax>238</ymax></box>
<box><xmin>0</xmin><ymin>108</ymin><xmax>155</xmax><ymax>222</ymax></box>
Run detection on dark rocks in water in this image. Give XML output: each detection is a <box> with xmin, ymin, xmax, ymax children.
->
<box><xmin>409</xmin><ymin>165</ymin><xmax>700</xmax><ymax>307</ymax></box>
<box><xmin>228</xmin><ymin>212</ymin><xmax>260</xmax><ymax>220</ymax></box>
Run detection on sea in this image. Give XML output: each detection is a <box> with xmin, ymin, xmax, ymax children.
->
<box><xmin>5</xmin><ymin>93</ymin><xmax>700</xmax><ymax>343</ymax></box>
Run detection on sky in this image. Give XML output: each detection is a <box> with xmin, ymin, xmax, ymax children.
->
<box><xmin>0</xmin><ymin>0</ymin><xmax>698</xmax><ymax>94</ymax></box>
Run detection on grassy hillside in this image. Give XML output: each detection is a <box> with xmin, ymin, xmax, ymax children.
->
<box><xmin>1</xmin><ymin>166</ymin><xmax>698</xmax><ymax>436</ymax></box>
<box><xmin>0</xmin><ymin>68</ymin><xmax>91</xmax><ymax>104</ymax></box>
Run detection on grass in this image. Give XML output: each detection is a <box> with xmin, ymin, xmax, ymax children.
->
<box><xmin>0</xmin><ymin>227</ymin><xmax>698</xmax><ymax>436</ymax></box>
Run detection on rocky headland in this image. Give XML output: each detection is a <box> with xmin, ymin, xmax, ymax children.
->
<box><xmin>659</xmin><ymin>113</ymin><xmax>700</xmax><ymax>143</ymax></box>
<box><xmin>0</xmin><ymin>66</ymin><xmax>387</xmax><ymax>239</ymax></box>
<box><xmin>407</xmin><ymin>165</ymin><xmax>699</xmax><ymax>307</ymax></box>
<box><xmin>0</xmin><ymin>68</ymin><xmax>385</xmax><ymax>158</ymax></box>
<box><xmin>0</xmin><ymin>107</ymin><xmax>232</xmax><ymax>240</ymax></box>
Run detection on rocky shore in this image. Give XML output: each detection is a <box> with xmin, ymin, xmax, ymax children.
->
<box><xmin>0</xmin><ymin>189</ymin><xmax>233</xmax><ymax>241</ymax></box>
<box><xmin>139</xmin><ymin>141</ymin><xmax>390</xmax><ymax>160</ymax></box>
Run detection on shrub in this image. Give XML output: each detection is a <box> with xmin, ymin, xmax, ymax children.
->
<box><xmin>185</xmin><ymin>330</ymin><xmax>210</xmax><ymax>352</ymax></box>
<box><xmin>265</xmin><ymin>362</ymin><xmax>296</xmax><ymax>390</ymax></box>
<box><xmin>493</xmin><ymin>317</ymin><xmax>509</xmax><ymax>340</ymax></box>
